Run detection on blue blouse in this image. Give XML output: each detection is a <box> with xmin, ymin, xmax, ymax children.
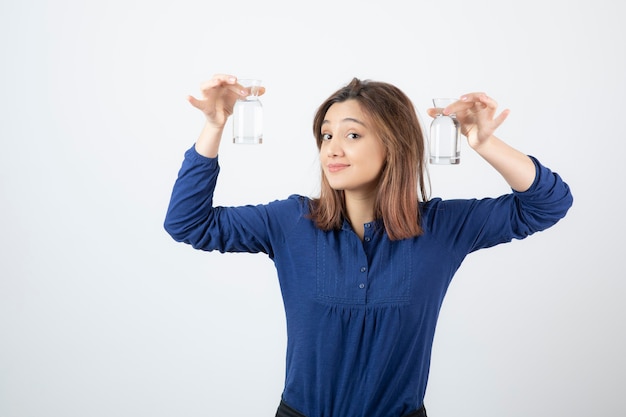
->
<box><xmin>164</xmin><ymin>146</ymin><xmax>573</xmax><ymax>417</ymax></box>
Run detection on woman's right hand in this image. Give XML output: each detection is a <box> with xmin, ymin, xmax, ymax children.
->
<box><xmin>188</xmin><ymin>74</ymin><xmax>266</xmax><ymax>158</ymax></box>
<box><xmin>188</xmin><ymin>74</ymin><xmax>266</xmax><ymax>129</ymax></box>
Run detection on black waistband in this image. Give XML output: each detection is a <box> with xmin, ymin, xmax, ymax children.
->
<box><xmin>275</xmin><ymin>400</ymin><xmax>305</xmax><ymax>417</ymax></box>
<box><xmin>276</xmin><ymin>399</ymin><xmax>427</xmax><ymax>417</ymax></box>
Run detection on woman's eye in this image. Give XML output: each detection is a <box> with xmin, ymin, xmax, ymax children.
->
<box><xmin>347</xmin><ymin>133</ymin><xmax>360</xmax><ymax>140</ymax></box>
<box><xmin>321</xmin><ymin>133</ymin><xmax>332</xmax><ymax>141</ymax></box>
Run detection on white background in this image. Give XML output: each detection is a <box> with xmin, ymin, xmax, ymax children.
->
<box><xmin>1</xmin><ymin>0</ymin><xmax>624</xmax><ymax>416</ymax></box>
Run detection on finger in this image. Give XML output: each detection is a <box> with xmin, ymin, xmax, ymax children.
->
<box><xmin>426</xmin><ymin>108</ymin><xmax>438</xmax><ymax>118</ymax></box>
<box><xmin>200</xmin><ymin>74</ymin><xmax>244</xmax><ymax>98</ymax></box>
<box><xmin>212</xmin><ymin>73</ymin><xmax>238</xmax><ymax>85</ymax></box>
<box><xmin>451</xmin><ymin>94</ymin><xmax>501</xmax><ymax>117</ymax></box>
<box><xmin>238</xmin><ymin>85</ymin><xmax>266</xmax><ymax>97</ymax></box>
<box><xmin>459</xmin><ymin>92</ymin><xmax>488</xmax><ymax>102</ymax></box>
<box><xmin>477</xmin><ymin>93</ymin><xmax>498</xmax><ymax>110</ymax></box>
<box><xmin>199</xmin><ymin>74</ymin><xmax>236</xmax><ymax>91</ymax></box>
<box><xmin>443</xmin><ymin>92</ymin><xmax>486</xmax><ymax>114</ymax></box>
<box><xmin>187</xmin><ymin>94</ymin><xmax>203</xmax><ymax>109</ymax></box>
<box><xmin>492</xmin><ymin>108</ymin><xmax>511</xmax><ymax>128</ymax></box>
<box><xmin>234</xmin><ymin>81</ymin><xmax>266</xmax><ymax>98</ymax></box>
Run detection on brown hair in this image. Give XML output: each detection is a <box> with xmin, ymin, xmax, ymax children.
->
<box><xmin>309</xmin><ymin>77</ymin><xmax>430</xmax><ymax>240</ymax></box>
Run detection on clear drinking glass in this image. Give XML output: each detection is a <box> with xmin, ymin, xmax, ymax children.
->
<box><xmin>233</xmin><ymin>79</ymin><xmax>263</xmax><ymax>144</ymax></box>
<box><xmin>429</xmin><ymin>98</ymin><xmax>461</xmax><ymax>164</ymax></box>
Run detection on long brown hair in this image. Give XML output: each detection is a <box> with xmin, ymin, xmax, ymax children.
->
<box><xmin>309</xmin><ymin>78</ymin><xmax>430</xmax><ymax>240</ymax></box>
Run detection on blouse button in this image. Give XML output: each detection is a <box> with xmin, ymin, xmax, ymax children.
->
<box><xmin>360</xmin><ymin>266</ymin><xmax>367</xmax><ymax>273</ymax></box>
<box><xmin>364</xmin><ymin>237</ymin><xmax>371</xmax><ymax>242</ymax></box>
<box><xmin>359</xmin><ymin>283</ymin><xmax>365</xmax><ymax>289</ymax></box>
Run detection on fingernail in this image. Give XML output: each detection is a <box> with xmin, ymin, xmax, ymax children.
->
<box><xmin>461</xmin><ymin>96</ymin><xmax>468</xmax><ymax>101</ymax></box>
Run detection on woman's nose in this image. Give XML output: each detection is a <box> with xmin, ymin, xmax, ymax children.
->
<box><xmin>325</xmin><ymin>138</ymin><xmax>343</xmax><ymax>157</ymax></box>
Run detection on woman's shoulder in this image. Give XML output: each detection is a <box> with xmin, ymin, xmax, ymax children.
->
<box><xmin>265</xmin><ymin>194</ymin><xmax>312</xmax><ymax>215</ymax></box>
<box><xmin>420</xmin><ymin>196</ymin><xmax>476</xmax><ymax>211</ymax></box>
<box><xmin>419</xmin><ymin>195</ymin><xmax>501</xmax><ymax>225</ymax></box>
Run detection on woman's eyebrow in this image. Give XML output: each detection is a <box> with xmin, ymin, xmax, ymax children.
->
<box><xmin>322</xmin><ymin>117</ymin><xmax>366</xmax><ymax>126</ymax></box>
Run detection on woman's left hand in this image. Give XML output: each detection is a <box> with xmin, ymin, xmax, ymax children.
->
<box><xmin>428</xmin><ymin>93</ymin><xmax>510</xmax><ymax>149</ymax></box>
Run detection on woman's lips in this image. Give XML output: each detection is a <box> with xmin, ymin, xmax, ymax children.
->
<box><xmin>327</xmin><ymin>163</ymin><xmax>350</xmax><ymax>173</ymax></box>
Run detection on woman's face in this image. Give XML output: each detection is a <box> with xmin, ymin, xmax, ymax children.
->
<box><xmin>320</xmin><ymin>100</ymin><xmax>387</xmax><ymax>196</ymax></box>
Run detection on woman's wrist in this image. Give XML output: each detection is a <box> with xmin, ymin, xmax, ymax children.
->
<box><xmin>473</xmin><ymin>135</ymin><xmax>536</xmax><ymax>192</ymax></box>
<box><xmin>194</xmin><ymin>121</ymin><xmax>225</xmax><ymax>158</ymax></box>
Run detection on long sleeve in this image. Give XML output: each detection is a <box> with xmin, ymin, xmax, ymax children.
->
<box><xmin>422</xmin><ymin>155</ymin><xmax>573</xmax><ymax>257</ymax></box>
<box><xmin>163</xmin><ymin>146</ymin><xmax>221</xmax><ymax>246</ymax></box>
<box><xmin>163</xmin><ymin>146</ymin><xmax>302</xmax><ymax>256</ymax></box>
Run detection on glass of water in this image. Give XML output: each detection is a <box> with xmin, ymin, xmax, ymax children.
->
<box><xmin>429</xmin><ymin>98</ymin><xmax>461</xmax><ymax>165</ymax></box>
<box><xmin>233</xmin><ymin>79</ymin><xmax>263</xmax><ymax>144</ymax></box>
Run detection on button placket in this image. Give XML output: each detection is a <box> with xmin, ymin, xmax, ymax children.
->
<box><xmin>358</xmin><ymin>265</ymin><xmax>367</xmax><ymax>290</ymax></box>
<box><xmin>363</xmin><ymin>222</ymin><xmax>373</xmax><ymax>243</ymax></box>
<box><xmin>359</xmin><ymin>222</ymin><xmax>374</xmax><ymax>293</ymax></box>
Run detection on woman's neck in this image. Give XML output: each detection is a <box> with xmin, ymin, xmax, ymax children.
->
<box><xmin>345</xmin><ymin>192</ymin><xmax>376</xmax><ymax>240</ymax></box>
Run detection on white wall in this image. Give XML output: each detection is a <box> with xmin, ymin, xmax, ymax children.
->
<box><xmin>1</xmin><ymin>0</ymin><xmax>623</xmax><ymax>416</ymax></box>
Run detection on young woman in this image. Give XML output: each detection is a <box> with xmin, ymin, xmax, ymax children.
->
<box><xmin>164</xmin><ymin>74</ymin><xmax>573</xmax><ymax>417</ymax></box>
